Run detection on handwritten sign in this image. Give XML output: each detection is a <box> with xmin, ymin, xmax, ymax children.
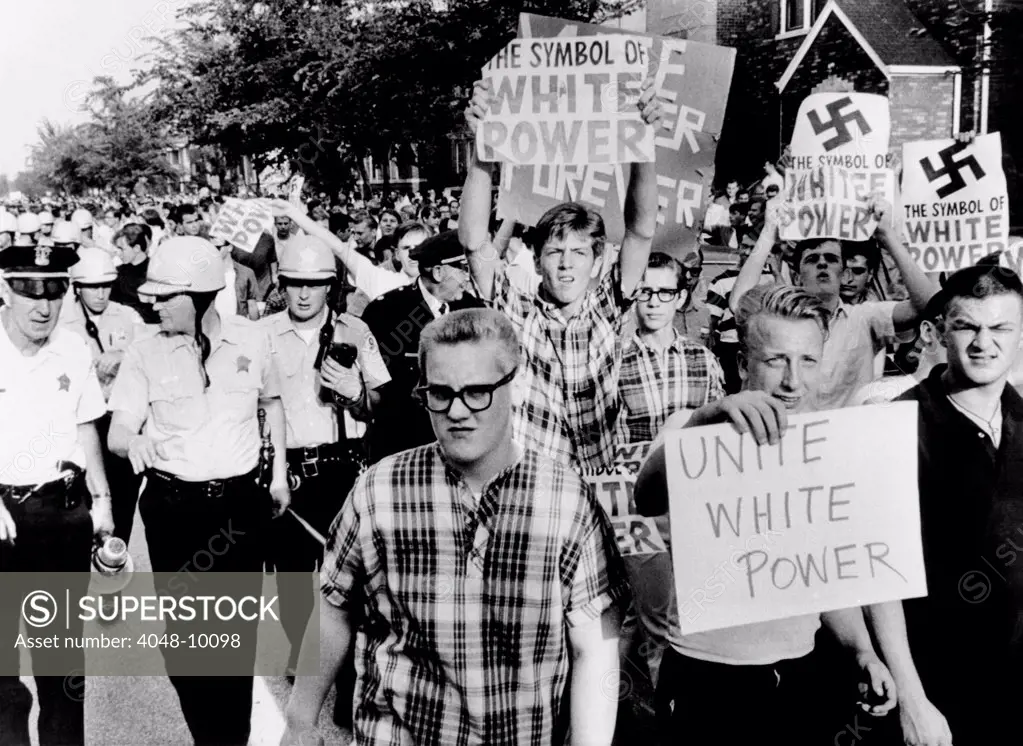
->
<box><xmin>209</xmin><ymin>198</ymin><xmax>273</xmax><ymax>254</ymax></box>
<box><xmin>663</xmin><ymin>404</ymin><xmax>925</xmax><ymax>635</ymax></box>
<box><xmin>780</xmin><ymin>93</ymin><xmax>895</xmax><ymax>242</ymax></box>
<box><xmin>585</xmin><ymin>441</ymin><xmax>664</xmax><ymax>557</ymax></box>
<box><xmin>902</xmin><ymin>133</ymin><xmax>1010</xmax><ymax>273</ymax></box>
<box><xmin>479</xmin><ymin>37</ymin><xmax>654</xmax><ymax>165</ymax></box>
<box><xmin>496</xmin><ymin>13</ymin><xmax>735</xmax><ymax>253</ymax></box>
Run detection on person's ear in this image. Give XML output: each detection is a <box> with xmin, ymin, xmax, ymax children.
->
<box><xmin>0</xmin><ymin>279</ymin><xmax>12</xmax><ymax>308</ymax></box>
<box><xmin>737</xmin><ymin>349</ymin><xmax>749</xmax><ymax>383</ymax></box>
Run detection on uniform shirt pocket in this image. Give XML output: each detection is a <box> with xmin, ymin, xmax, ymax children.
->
<box><xmin>150</xmin><ymin>376</ymin><xmax>207</xmax><ymax>434</ymax></box>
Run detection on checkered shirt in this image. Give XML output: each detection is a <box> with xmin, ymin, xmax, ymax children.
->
<box><xmin>487</xmin><ymin>263</ymin><xmax>632</xmax><ymax>474</ymax></box>
<box><xmin>617</xmin><ymin>331</ymin><xmax>725</xmax><ymax>443</ymax></box>
<box><xmin>321</xmin><ymin>443</ymin><xmax>630</xmax><ymax>746</ymax></box>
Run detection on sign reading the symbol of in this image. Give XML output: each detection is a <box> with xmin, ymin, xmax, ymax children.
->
<box><xmin>662</xmin><ymin>403</ymin><xmax>926</xmax><ymax>635</ymax></box>
<box><xmin>495</xmin><ymin>13</ymin><xmax>736</xmax><ymax>253</ymax></box>
<box><xmin>479</xmin><ymin>36</ymin><xmax>655</xmax><ymax>166</ymax></box>
<box><xmin>900</xmin><ymin>133</ymin><xmax>1010</xmax><ymax>274</ymax></box>
<box><xmin>779</xmin><ymin>93</ymin><xmax>894</xmax><ymax>243</ymax></box>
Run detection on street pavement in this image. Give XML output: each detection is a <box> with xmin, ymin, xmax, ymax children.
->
<box><xmin>21</xmin><ymin>498</ymin><xmax>352</xmax><ymax>746</ymax></box>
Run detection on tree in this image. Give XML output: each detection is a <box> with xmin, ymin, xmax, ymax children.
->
<box><xmin>143</xmin><ymin>0</ymin><xmax>643</xmax><ymax>194</ymax></box>
<box><xmin>21</xmin><ymin>78</ymin><xmax>175</xmax><ymax>197</ymax></box>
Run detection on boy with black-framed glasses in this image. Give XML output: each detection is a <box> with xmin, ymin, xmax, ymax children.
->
<box><xmin>618</xmin><ymin>253</ymin><xmax>725</xmax><ymax>444</ymax></box>
<box><xmin>284</xmin><ymin>307</ymin><xmax>630</xmax><ymax>746</ymax></box>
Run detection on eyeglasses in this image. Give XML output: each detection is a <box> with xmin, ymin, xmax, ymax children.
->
<box><xmin>8</xmin><ymin>278</ymin><xmax>69</xmax><ymax>300</ymax></box>
<box><xmin>415</xmin><ymin>368</ymin><xmax>517</xmax><ymax>414</ymax></box>
<box><xmin>140</xmin><ymin>292</ymin><xmax>188</xmax><ymax>305</ymax></box>
<box><xmin>636</xmin><ymin>288</ymin><xmax>681</xmax><ymax>303</ymax></box>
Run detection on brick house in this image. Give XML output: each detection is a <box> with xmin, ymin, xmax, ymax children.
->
<box><xmin>643</xmin><ymin>0</ymin><xmax>1022</xmax><ymax>222</ymax></box>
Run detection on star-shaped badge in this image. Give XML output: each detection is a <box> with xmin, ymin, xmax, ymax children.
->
<box><xmin>237</xmin><ymin>355</ymin><xmax>251</xmax><ymax>373</ymax></box>
<box><xmin>57</xmin><ymin>374</ymin><xmax>70</xmax><ymax>392</ymax></box>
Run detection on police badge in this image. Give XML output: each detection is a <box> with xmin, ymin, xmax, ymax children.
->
<box><xmin>34</xmin><ymin>245</ymin><xmax>51</xmax><ymax>266</ymax></box>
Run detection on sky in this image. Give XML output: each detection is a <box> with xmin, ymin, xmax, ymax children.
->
<box><xmin>0</xmin><ymin>0</ymin><xmax>189</xmax><ymax>178</ymax></box>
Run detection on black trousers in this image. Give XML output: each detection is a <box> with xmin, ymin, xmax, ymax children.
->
<box><xmin>0</xmin><ymin>478</ymin><xmax>93</xmax><ymax>746</ymax></box>
<box><xmin>140</xmin><ymin>469</ymin><xmax>270</xmax><ymax>746</ymax></box>
<box><xmin>267</xmin><ymin>444</ymin><xmax>362</xmax><ymax>728</ymax></box>
<box><xmin>94</xmin><ymin>414</ymin><xmax>142</xmax><ymax>544</ymax></box>
<box><xmin>655</xmin><ymin>646</ymin><xmax>824</xmax><ymax>746</ymax></box>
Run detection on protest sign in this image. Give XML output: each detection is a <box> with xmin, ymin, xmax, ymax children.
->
<box><xmin>663</xmin><ymin>403</ymin><xmax>925</xmax><ymax>635</ymax></box>
<box><xmin>779</xmin><ymin>93</ymin><xmax>895</xmax><ymax>242</ymax></box>
<box><xmin>495</xmin><ymin>13</ymin><xmax>735</xmax><ymax>253</ymax></box>
<box><xmin>478</xmin><ymin>36</ymin><xmax>655</xmax><ymax>166</ymax></box>
<box><xmin>208</xmin><ymin>198</ymin><xmax>273</xmax><ymax>254</ymax></box>
<box><xmin>585</xmin><ymin>441</ymin><xmax>664</xmax><ymax>557</ymax></box>
<box><xmin>901</xmin><ymin>133</ymin><xmax>1010</xmax><ymax>273</ymax></box>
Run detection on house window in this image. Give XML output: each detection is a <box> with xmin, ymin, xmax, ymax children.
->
<box><xmin>780</xmin><ymin>0</ymin><xmax>823</xmax><ymax>35</ymax></box>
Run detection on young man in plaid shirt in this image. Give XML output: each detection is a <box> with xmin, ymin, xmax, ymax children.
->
<box><xmin>282</xmin><ymin>309</ymin><xmax>629</xmax><ymax>746</ymax></box>
<box><xmin>458</xmin><ymin>79</ymin><xmax>664</xmax><ymax>474</ymax></box>
<box><xmin>618</xmin><ymin>252</ymin><xmax>725</xmax><ymax>443</ymax></box>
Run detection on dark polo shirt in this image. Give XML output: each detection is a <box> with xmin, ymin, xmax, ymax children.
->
<box><xmin>897</xmin><ymin>364</ymin><xmax>1023</xmax><ymax>738</ymax></box>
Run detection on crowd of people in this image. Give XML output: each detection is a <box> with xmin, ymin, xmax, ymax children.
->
<box><xmin>0</xmin><ymin>78</ymin><xmax>1019</xmax><ymax>746</ymax></box>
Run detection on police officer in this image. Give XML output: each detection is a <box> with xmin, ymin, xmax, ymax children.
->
<box><xmin>60</xmin><ymin>247</ymin><xmax>147</xmax><ymax>546</ymax></box>
<box><xmin>0</xmin><ymin>232</ymin><xmax>114</xmax><ymax>746</ymax></box>
<box><xmin>70</xmin><ymin>209</ymin><xmax>95</xmax><ymax>248</ymax></box>
<box><xmin>107</xmin><ymin>236</ymin><xmax>290</xmax><ymax>745</ymax></box>
<box><xmin>361</xmin><ymin>230</ymin><xmax>482</xmax><ymax>461</ymax></box>
<box><xmin>261</xmin><ymin>235</ymin><xmax>389</xmax><ymax>681</ymax></box>
<box><xmin>37</xmin><ymin>210</ymin><xmax>55</xmax><ymax>243</ymax></box>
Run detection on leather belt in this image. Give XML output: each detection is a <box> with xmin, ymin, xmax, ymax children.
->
<box><xmin>148</xmin><ymin>469</ymin><xmax>255</xmax><ymax>500</ymax></box>
<box><xmin>0</xmin><ymin>475</ymin><xmax>83</xmax><ymax>510</ymax></box>
<box><xmin>286</xmin><ymin>440</ymin><xmax>365</xmax><ymax>480</ymax></box>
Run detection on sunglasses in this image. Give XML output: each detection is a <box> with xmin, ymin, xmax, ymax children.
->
<box><xmin>139</xmin><ymin>292</ymin><xmax>188</xmax><ymax>305</ymax></box>
<box><xmin>8</xmin><ymin>278</ymin><xmax>70</xmax><ymax>301</ymax></box>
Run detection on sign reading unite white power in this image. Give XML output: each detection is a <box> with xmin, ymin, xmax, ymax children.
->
<box><xmin>780</xmin><ymin>93</ymin><xmax>895</xmax><ymax>243</ymax></box>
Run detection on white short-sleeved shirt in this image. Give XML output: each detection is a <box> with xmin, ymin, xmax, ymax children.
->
<box><xmin>107</xmin><ymin>315</ymin><xmax>281</xmax><ymax>481</ymax></box>
<box><xmin>0</xmin><ymin>323</ymin><xmax>106</xmax><ymax>486</ymax></box>
<box><xmin>263</xmin><ymin>310</ymin><xmax>390</xmax><ymax>447</ymax></box>
<box><xmin>817</xmin><ymin>301</ymin><xmax>897</xmax><ymax>410</ymax></box>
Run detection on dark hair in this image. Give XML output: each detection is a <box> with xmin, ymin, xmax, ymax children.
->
<box><xmin>792</xmin><ymin>237</ymin><xmax>843</xmax><ymax>267</ymax></box>
<box><xmin>936</xmin><ymin>265</ymin><xmax>1023</xmax><ymax>317</ymax></box>
<box><xmin>728</xmin><ymin>202</ymin><xmax>750</xmax><ymax>216</ymax></box>
<box><xmin>419</xmin><ymin>206</ymin><xmax>439</xmax><ymax>222</ymax></box>
<box><xmin>141</xmin><ymin>208</ymin><xmax>164</xmax><ymax>229</ymax></box>
<box><xmin>530</xmin><ymin>202</ymin><xmax>605</xmax><ymax>258</ymax></box>
<box><xmin>328</xmin><ymin>212</ymin><xmax>350</xmax><ymax>236</ymax></box>
<box><xmin>647</xmin><ymin>252</ymin><xmax>684</xmax><ymax>288</ymax></box>
<box><xmin>113</xmin><ymin>223</ymin><xmax>150</xmax><ymax>253</ymax></box>
<box><xmin>380</xmin><ymin>208</ymin><xmax>401</xmax><ymax>224</ymax></box>
<box><xmin>842</xmin><ymin>240</ymin><xmax>881</xmax><ymax>273</ymax></box>
<box><xmin>179</xmin><ymin>204</ymin><xmax>199</xmax><ymax>218</ymax></box>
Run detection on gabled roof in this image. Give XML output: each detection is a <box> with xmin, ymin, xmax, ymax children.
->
<box><xmin>777</xmin><ymin>0</ymin><xmax>960</xmax><ymax>91</ymax></box>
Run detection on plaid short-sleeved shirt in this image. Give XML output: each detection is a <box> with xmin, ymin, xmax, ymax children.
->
<box><xmin>321</xmin><ymin>443</ymin><xmax>629</xmax><ymax>746</ymax></box>
<box><xmin>488</xmin><ymin>263</ymin><xmax>631</xmax><ymax>474</ymax></box>
<box><xmin>617</xmin><ymin>331</ymin><xmax>725</xmax><ymax>443</ymax></box>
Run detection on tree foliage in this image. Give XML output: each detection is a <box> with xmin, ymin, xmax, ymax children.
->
<box><xmin>18</xmin><ymin>78</ymin><xmax>175</xmax><ymax>198</ymax></box>
<box><xmin>141</xmin><ymin>0</ymin><xmax>643</xmax><ymax>193</ymax></box>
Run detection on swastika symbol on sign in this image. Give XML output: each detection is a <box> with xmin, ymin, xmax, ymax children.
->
<box><xmin>919</xmin><ymin>141</ymin><xmax>986</xmax><ymax>198</ymax></box>
<box><xmin>806</xmin><ymin>96</ymin><xmax>872</xmax><ymax>152</ymax></box>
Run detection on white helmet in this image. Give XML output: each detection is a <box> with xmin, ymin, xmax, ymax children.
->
<box><xmin>0</xmin><ymin>211</ymin><xmax>17</xmax><ymax>234</ymax></box>
<box><xmin>70</xmin><ymin>247</ymin><xmax>118</xmax><ymax>285</ymax></box>
<box><xmin>37</xmin><ymin>211</ymin><xmax>55</xmax><ymax>226</ymax></box>
<box><xmin>277</xmin><ymin>235</ymin><xmax>337</xmax><ymax>281</ymax></box>
<box><xmin>138</xmin><ymin>236</ymin><xmax>226</xmax><ymax>297</ymax></box>
<box><xmin>16</xmin><ymin>213</ymin><xmax>40</xmax><ymax>236</ymax></box>
<box><xmin>51</xmin><ymin>220</ymin><xmax>83</xmax><ymax>246</ymax></box>
<box><xmin>71</xmin><ymin>208</ymin><xmax>94</xmax><ymax>230</ymax></box>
